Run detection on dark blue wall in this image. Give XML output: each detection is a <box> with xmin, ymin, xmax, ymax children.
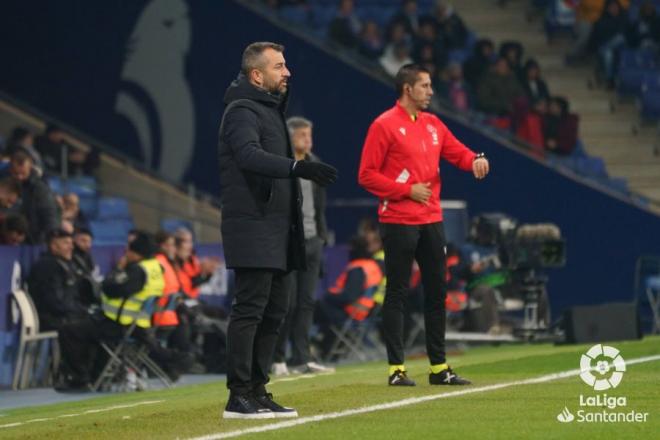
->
<box><xmin>2</xmin><ymin>1</ymin><xmax>659</xmax><ymax>321</ymax></box>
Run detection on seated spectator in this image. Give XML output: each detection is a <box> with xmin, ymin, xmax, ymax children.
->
<box><xmin>427</xmin><ymin>1</ymin><xmax>469</xmax><ymax>50</ymax></box>
<box><xmin>315</xmin><ymin>236</ymin><xmax>384</xmax><ymax>357</ymax></box>
<box><xmin>477</xmin><ymin>57</ymin><xmax>525</xmax><ymax>117</ymax></box>
<box><xmin>413</xmin><ymin>18</ymin><xmax>448</xmax><ymax>71</ymax></box>
<box><xmin>72</xmin><ymin>227</ymin><xmax>100</xmax><ymax>306</ymax></box>
<box><xmin>588</xmin><ymin>0</ymin><xmax>628</xmax><ymax>88</ymax></box>
<box><xmin>4</xmin><ymin>127</ymin><xmax>44</xmax><ymax>175</ymax></box>
<box><xmin>521</xmin><ymin>59</ymin><xmax>551</xmax><ymax>103</ymax></box>
<box><xmin>499</xmin><ymin>41</ymin><xmax>525</xmax><ymax>80</ymax></box>
<box><xmin>358</xmin><ymin>20</ymin><xmax>385</xmax><ymax>60</ymax></box>
<box><xmin>34</xmin><ymin>124</ymin><xmax>98</xmax><ymax>176</ymax></box>
<box><xmin>626</xmin><ymin>1</ymin><xmax>660</xmax><ymax>49</ymax></box>
<box><xmin>61</xmin><ymin>193</ymin><xmax>89</xmax><ymax>230</ymax></box>
<box><xmin>463</xmin><ymin>38</ymin><xmax>495</xmax><ymax>88</ymax></box>
<box><xmin>388</xmin><ymin>0</ymin><xmax>421</xmax><ymax>37</ymax></box>
<box><xmin>56</xmin><ymin>231</ymin><xmax>194</xmax><ymax>390</ymax></box>
<box><xmin>437</xmin><ymin>62</ymin><xmax>474</xmax><ymax>112</ymax></box>
<box><xmin>328</xmin><ymin>0</ymin><xmax>362</xmax><ymax>50</ymax></box>
<box><xmin>0</xmin><ymin>176</ymin><xmax>21</xmax><ymax>215</ymax></box>
<box><xmin>568</xmin><ymin>0</ymin><xmax>607</xmax><ymax>61</ymax></box>
<box><xmin>380</xmin><ymin>40</ymin><xmax>415</xmax><ymax>77</ymax></box>
<box><xmin>544</xmin><ymin>97</ymin><xmax>579</xmax><ymax>156</ymax></box>
<box><xmin>0</xmin><ymin>213</ymin><xmax>29</xmax><ymax>245</ymax></box>
<box><xmin>28</xmin><ymin>228</ymin><xmax>88</xmax><ymax>331</ymax></box>
<box><xmin>516</xmin><ymin>98</ymin><xmax>548</xmax><ymax>155</ymax></box>
<box><xmin>6</xmin><ymin>147</ymin><xmax>60</xmax><ymax>244</ymax></box>
<box><xmin>175</xmin><ymin>228</ymin><xmax>219</xmax><ymax>299</ymax></box>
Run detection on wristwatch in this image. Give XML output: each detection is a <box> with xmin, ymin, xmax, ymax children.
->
<box><xmin>474</xmin><ymin>152</ymin><xmax>487</xmax><ymax>162</ymax></box>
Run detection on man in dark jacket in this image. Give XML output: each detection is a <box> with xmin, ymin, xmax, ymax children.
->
<box><xmin>272</xmin><ymin>116</ymin><xmax>334</xmax><ymax>376</ymax></box>
<box><xmin>7</xmin><ymin>147</ymin><xmax>60</xmax><ymax>243</ymax></box>
<box><xmin>218</xmin><ymin>41</ymin><xmax>337</xmax><ymax>419</ymax></box>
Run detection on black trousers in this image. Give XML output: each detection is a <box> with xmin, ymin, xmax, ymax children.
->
<box><xmin>380</xmin><ymin>222</ymin><xmax>448</xmax><ymax>366</ymax></box>
<box><xmin>226</xmin><ymin>268</ymin><xmax>291</xmax><ymax>396</ymax></box>
<box><xmin>273</xmin><ymin>236</ymin><xmax>323</xmax><ymax>366</ymax></box>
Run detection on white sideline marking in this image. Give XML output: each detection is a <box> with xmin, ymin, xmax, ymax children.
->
<box><xmin>0</xmin><ymin>399</ymin><xmax>164</xmax><ymax>430</ymax></box>
<box><xmin>189</xmin><ymin>354</ymin><xmax>660</xmax><ymax>440</ymax></box>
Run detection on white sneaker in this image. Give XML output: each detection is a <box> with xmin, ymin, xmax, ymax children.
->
<box><xmin>271</xmin><ymin>362</ymin><xmax>290</xmax><ymax>376</ymax></box>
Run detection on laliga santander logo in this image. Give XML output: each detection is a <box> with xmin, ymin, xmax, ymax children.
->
<box><xmin>579</xmin><ymin>344</ymin><xmax>626</xmax><ymax>391</ymax></box>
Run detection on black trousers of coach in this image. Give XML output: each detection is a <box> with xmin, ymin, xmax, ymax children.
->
<box><xmin>226</xmin><ymin>268</ymin><xmax>292</xmax><ymax>396</ymax></box>
<box><xmin>380</xmin><ymin>222</ymin><xmax>448</xmax><ymax>366</ymax></box>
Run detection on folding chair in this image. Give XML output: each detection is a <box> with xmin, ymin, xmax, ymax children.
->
<box><xmin>11</xmin><ymin>289</ymin><xmax>60</xmax><ymax>390</ymax></box>
<box><xmin>91</xmin><ymin>296</ymin><xmax>173</xmax><ymax>392</ymax></box>
<box><xmin>325</xmin><ymin>304</ymin><xmax>385</xmax><ymax>362</ymax></box>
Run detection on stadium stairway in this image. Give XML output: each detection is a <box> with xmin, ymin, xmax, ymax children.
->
<box><xmin>454</xmin><ymin>0</ymin><xmax>660</xmax><ymax>207</ymax></box>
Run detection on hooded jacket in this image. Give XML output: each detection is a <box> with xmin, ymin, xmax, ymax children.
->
<box><xmin>218</xmin><ymin>74</ymin><xmax>305</xmax><ymax>271</ymax></box>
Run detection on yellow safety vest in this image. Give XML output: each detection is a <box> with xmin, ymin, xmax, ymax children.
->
<box><xmin>372</xmin><ymin>250</ymin><xmax>386</xmax><ymax>305</ymax></box>
<box><xmin>102</xmin><ymin>258</ymin><xmax>165</xmax><ymax>328</ymax></box>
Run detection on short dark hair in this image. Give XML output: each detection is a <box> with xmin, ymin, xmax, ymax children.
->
<box><xmin>74</xmin><ymin>226</ymin><xmax>93</xmax><ymax>238</ymax></box>
<box><xmin>3</xmin><ymin>214</ymin><xmax>28</xmax><ymax>235</ymax></box>
<box><xmin>154</xmin><ymin>230</ymin><xmax>173</xmax><ymax>246</ymax></box>
<box><xmin>0</xmin><ymin>177</ymin><xmax>22</xmax><ymax>196</ymax></box>
<box><xmin>394</xmin><ymin>64</ymin><xmax>431</xmax><ymax>96</ymax></box>
<box><xmin>241</xmin><ymin>42</ymin><xmax>285</xmax><ymax>75</ymax></box>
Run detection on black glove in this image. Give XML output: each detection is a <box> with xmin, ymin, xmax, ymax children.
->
<box><xmin>291</xmin><ymin>160</ymin><xmax>338</xmax><ymax>186</ymax></box>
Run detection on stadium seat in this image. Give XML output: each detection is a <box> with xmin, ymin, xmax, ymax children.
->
<box><xmin>160</xmin><ymin>218</ymin><xmax>193</xmax><ymax>234</ymax></box>
<box><xmin>90</xmin><ymin>219</ymin><xmax>133</xmax><ymax>245</ymax></box>
<box><xmin>278</xmin><ymin>6</ymin><xmax>309</xmax><ymax>26</ymax></box>
<box><xmin>96</xmin><ymin>197</ymin><xmax>131</xmax><ymax>220</ymax></box>
<box><xmin>640</xmin><ymin>72</ymin><xmax>660</xmax><ymax>120</ymax></box>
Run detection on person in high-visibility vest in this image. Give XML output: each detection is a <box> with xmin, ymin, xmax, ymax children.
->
<box><xmin>315</xmin><ymin>236</ymin><xmax>384</xmax><ymax>358</ymax></box>
<box><xmin>153</xmin><ymin>230</ymin><xmax>183</xmax><ymax>327</ymax></box>
<box><xmin>57</xmin><ymin>231</ymin><xmax>194</xmax><ymax>388</ymax></box>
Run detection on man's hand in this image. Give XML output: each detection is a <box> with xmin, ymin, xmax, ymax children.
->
<box><xmin>410</xmin><ymin>182</ymin><xmax>432</xmax><ymax>204</ymax></box>
<box><xmin>291</xmin><ymin>160</ymin><xmax>338</xmax><ymax>186</ymax></box>
<box><xmin>473</xmin><ymin>157</ymin><xmax>489</xmax><ymax>180</ymax></box>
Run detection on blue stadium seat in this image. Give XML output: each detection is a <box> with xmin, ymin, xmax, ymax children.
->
<box><xmin>65</xmin><ymin>176</ymin><xmax>97</xmax><ymax>197</ymax></box>
<box><xmin>160</xmin><ymin>218</ymin><xmax>193</xmax><ymax>234</ymax></box>
<box><xmin>90</xmin><ymin>219</ymin><xmax>133</xmax><ymax>245</ymax></box>
<box><xmin>96</xmin><ymin>197</ymin><xmax>131</xmax><ymax>220</ymax></box>
<box><xmin>79</xmin><ymin>195</ymin><xmax>98</xmax><ymax>218</ymax></box>
<box><xmin>544</xmin><ymin>0</ymin><xmax>576</xmax><ymax>41</ymax></box>
<box><xmin>640</xmin><ymin>72</ymin><xmax>660</xmax><ymax>119</ymax></box>
<box><xmin>278</xmin><ymin>6</ymin><xmax>309</xmax><ymax>26</ymax></box>
<box><xmin>47</xmin><ymin>176</ymin><xmax>64</xmax><ymax>194</ymax></box>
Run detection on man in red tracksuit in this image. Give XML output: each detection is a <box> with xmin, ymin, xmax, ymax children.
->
<box><xmin>358</xmin><ymin>64</ymin><xmax>490</xmax><ymax>387</ymax></box>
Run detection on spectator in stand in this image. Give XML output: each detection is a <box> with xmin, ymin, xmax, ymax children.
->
<box><xmin>516</xmin><ymin>98</ymin><xmax>548</xmax><ymax>155</ymax></box>
<box><xmin>589</xmin><ymin>0</ymin><xmax>629</xmax><ymax>88</ymax></box>
<box><xmin>413</xmin><ymin>18</ymin><xmax>448</xmax><ymax>71</ymax></box>
<box><xmin>544</xmin><ymin>97</ymin><xmax>579</xmax><ymax>156</ymax></box>
<box><xmin>427</xmin><ymin>1</ymin><xmax>468</xmax><ymax>50</ymax></box>
<box><xmin>521</xmin><ymin>59</ymin><xmax>551</xmax><ymax>103</ymax></box>
<box><xmin>7</xmin><ymin>147</ymin><xmax>60</xmax><ymax>244</ymax></box>
<box><xmin>437</xmin><ymin>62</ymin><xmax>474</xmax><ymax>112</ymax></box>
<box><xmin>61</xmin><ymin>193</ymin><xmax>89</xmax><ymax>230</ymax></box>
<box><xmin>358</xmin><ymin>20</ymin><xmax>385</xmax><ymax>60</ymax></box>
<box><xmin>34</xmin><ymin>124</ymin><xmax>99</xmax><ymax>176</ymax></box>
<box><xmin>626</xmin><ymin>1</ymin><xmax>660</xmax><ymax>49</ymax></box>
<box><xmin>28</xmin><ymin>228</ymin><xmax>88</xmax><ymax>331</ymax></box>
<box><xmin>499</xmin><ymin>41</ymin><xmax>525</xmax><ymax>81</ymax></box>
<box><xmin>389</xmin><ymin>0</ymin><xmax>421</xmax><ymax>37</ymax></box>
<box><xmin>328</xmin><ymin>0</ymin><xmax>362</xmax><ymax>50</ymax></box>
<box><xmin>0</xmin><ymin>213</ymin><xmax>28</xmax><ymax>245</ymax></box>
<box><xmin>71</xmin><ymin>227</ymin><xmax>100</xmax><ymax>306</ymax></box>
<box><xmin>477</xmin><ymin>57</ymin><xmax>525</xmax><ymax>117</ymax></box>
<box><xmin>463</xmin><ymin>38</ymin><xmax>495</xmax><ymax>88</ymax></box>
<box><xmin>4</xmin><ymin>127</ymin><xmax>44</xmax><ymax>175</ymax></box>
<box><xmin>567</xmin><ymin>0</ymin><xmax>607</xmax><ymax>62</ymax></box>
<box><xmin>380</xmin><ymin>40</ymin><xmax>415</xmax><ymax>77</ymax></box>
<box><xmin>0</xmin><ymin>176</ymin><xmax>21</xmax><ymax>215</ymax></box>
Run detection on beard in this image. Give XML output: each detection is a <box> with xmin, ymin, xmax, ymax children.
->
<box><xmin>263</xmin><ymin>76</ymin><xmax>288</xmax><ymax>94</ymax></box>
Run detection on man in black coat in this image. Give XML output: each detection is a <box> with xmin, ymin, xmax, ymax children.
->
<box><xmin>7</xmin><ymin>147</ymin><xmax>60</xmax><ymax>244</ymax></box>
<box><xmin>218</xmin><ymin>41</ymin><xmax>337</xmax><ymax>419</ymax></box>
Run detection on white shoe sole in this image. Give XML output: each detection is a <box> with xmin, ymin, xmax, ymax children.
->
<box><xmin>222</xmin><ymin>410</ymin><xmax>275</xmax><ymax>419</ymax></box>
<box><xmin>272</xmin><ymin>410</ymin><xmax>298</xmax><ymax>418</ymax></box>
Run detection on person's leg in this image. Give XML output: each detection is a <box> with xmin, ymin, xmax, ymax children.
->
<box><xmin>272</xmin><ymin>275</ymin><xmax>297</xmax><ymax>365</ymax></box>
<box><xmin>250</xmin><ymin>270</ymin><xmax>292</xmax><ymax>396</ymax></box>
<box><xmin>415</xmin><ymin>222</ymin><xmax>448</xmax><ymax>366</ymax></box>
<box><xmin>226</xmin><ymin>269</ymin><xmax>274</xmax><ymax>396</ymax></box>
<box><xmin>380</xmin><ymin>223</ymin><xmax>419</xmax><ymax>367</ymax></box>
<box><xmin>57</xmin><ymin>317</ymin><xmax>102</xmax><ymax>384</ymax></box>
<box><xmin>289</xmin><ymin>237</ymin><xmax>323</xmax><ymax>366</ymax></box>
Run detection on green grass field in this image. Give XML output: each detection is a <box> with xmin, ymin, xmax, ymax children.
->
<box><xmin>1</xmin><ymin>336</ymin><xmax>659</xmax><ymax>440</ymax></box>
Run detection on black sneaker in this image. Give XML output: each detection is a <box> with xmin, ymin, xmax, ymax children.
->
<box><xmin>253</xmin><ymin>393</ymin><xmax>298</xmax><ymax>418</ymax></box>
<box><xmin>223</xmin><ymin>394</ymin><xmax>275</xmax><ymax>419</ymax></box>
<box><xmin>388</xmin><ymin>369</ymin><xmax>416</xmax><ymax>386</ymax></box>
<box><xmin>429</xmin><ymin>367</ymin><xmax>471</xmax><ymax>385</ymax></box>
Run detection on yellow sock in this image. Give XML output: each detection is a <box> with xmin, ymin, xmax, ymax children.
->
<box><xmin>389</xmin><ymin>365</ymin><xmax>406</xmax><ymax>375</ymax></box>
<box><xmin>430</xmin><ymin>363</ymin><xmax>449</xmax><ymax>374</ymax></box>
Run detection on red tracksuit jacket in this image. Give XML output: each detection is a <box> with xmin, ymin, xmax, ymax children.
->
<box><xmin>358</xmin><ymin>102</ymin><xmax>476</xmax><ymax>225</ymax></box>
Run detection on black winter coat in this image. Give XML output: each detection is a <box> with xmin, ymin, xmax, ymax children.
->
<box><xmin>21</xmin><ymin>171</ymin><xmax>60</xmax><ymax>244</ymax></box>
<box><xmin>218</xmin><ymin>75</ymin><xmax>305</xmax><ymax>271</ymax></box>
